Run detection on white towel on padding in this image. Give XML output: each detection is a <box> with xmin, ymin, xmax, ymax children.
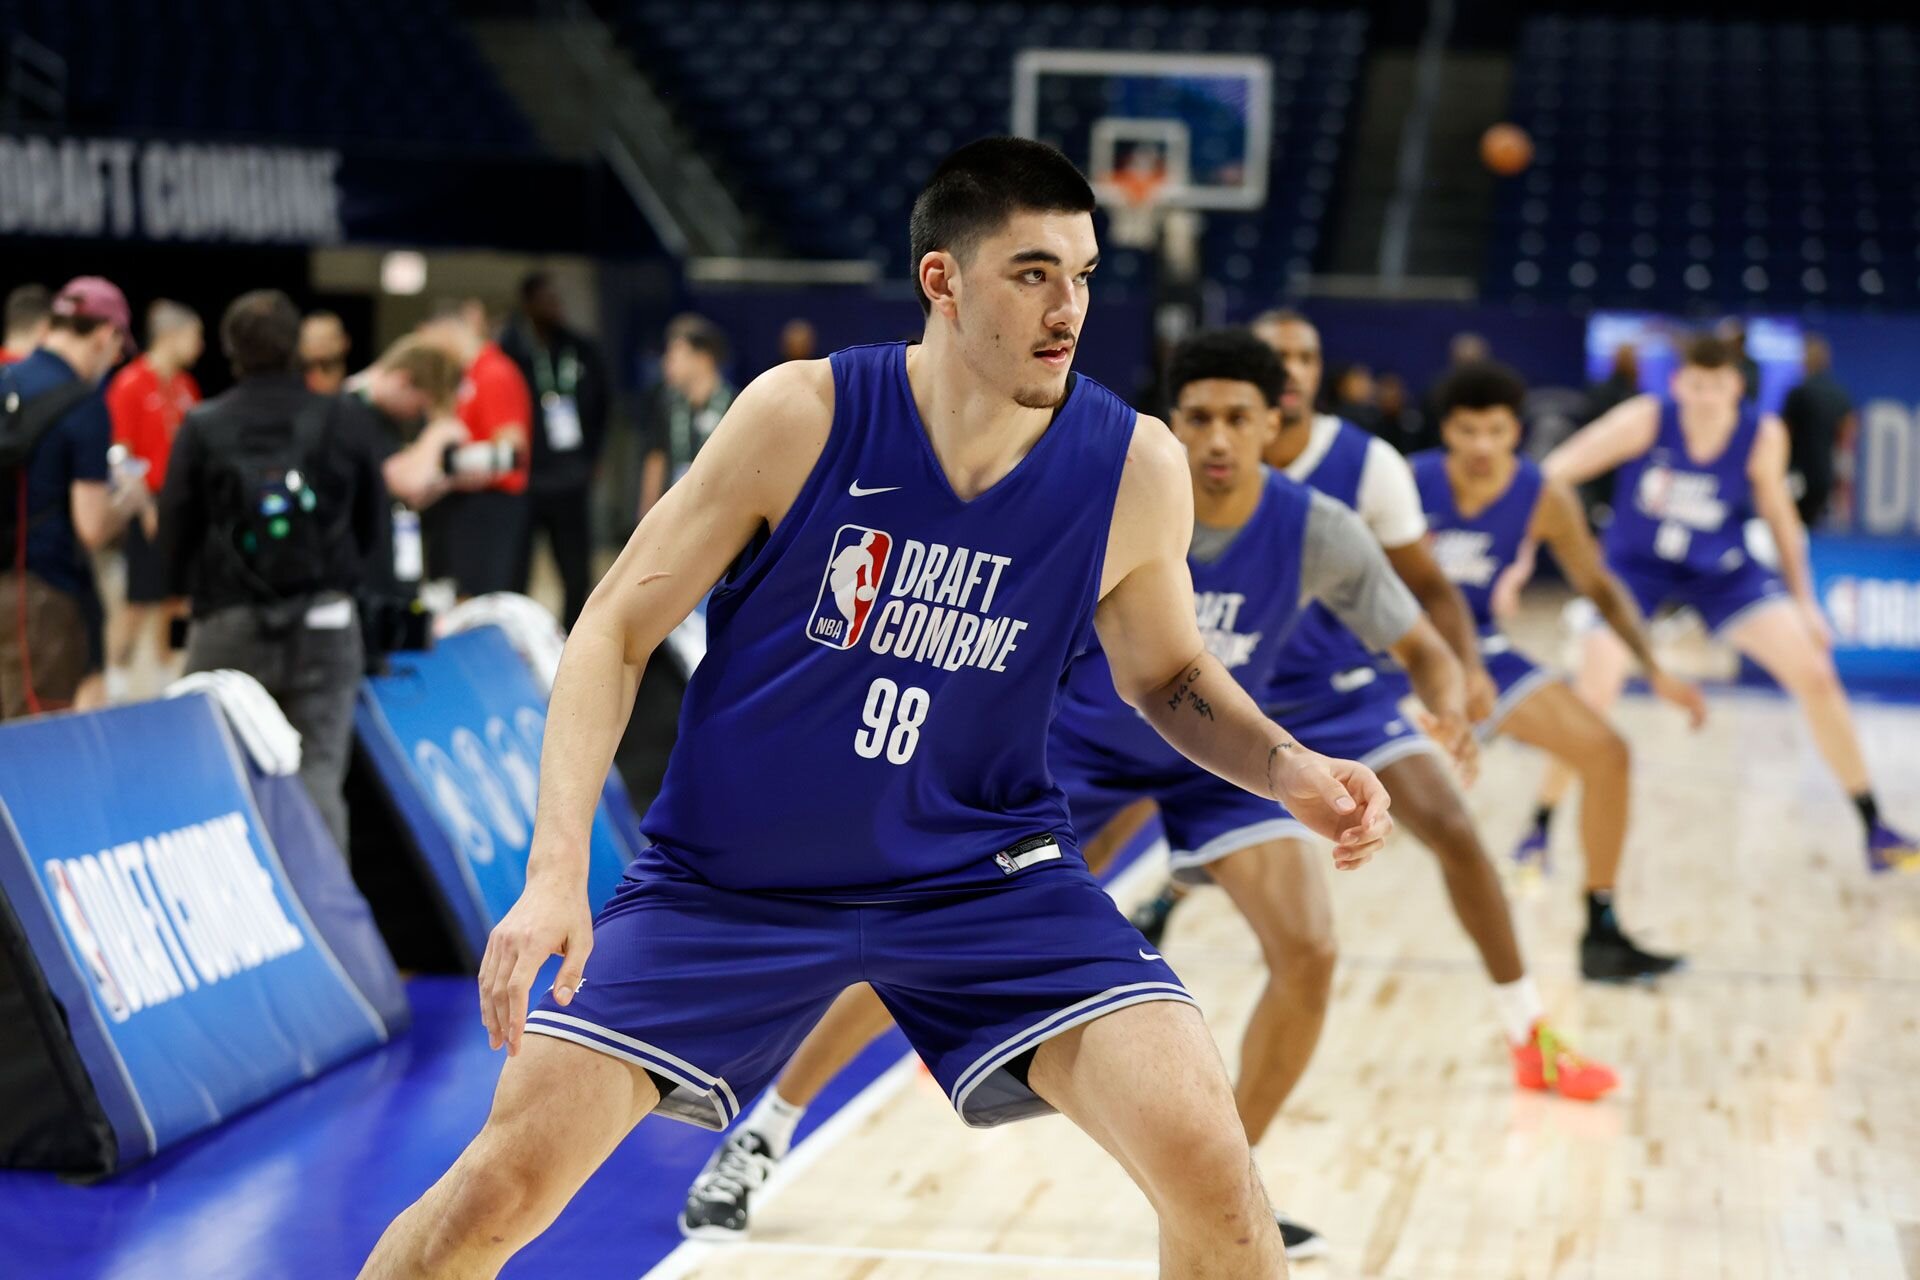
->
<box><xmin>166</xmin><ymin>669</ymin><xmax>304</xmax><ymax>776</ymax></box>
<box><xmin>436</xmin><ymin>592</ymin><xmax>568</xmax><ymax>696</ymax></box>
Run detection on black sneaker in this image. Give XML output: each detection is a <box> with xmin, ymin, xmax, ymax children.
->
<box><xmin>1128</xmin><ymin>884</ymin><xmax>1183</xmax><ymax>949</ymax></box>
<box><xmin>1277</xmin><ymin>1213</ymin><xmax>1327</xmax><ymax>1260</ymax></box>
<box><xmin>1580</xmin><ymin>928</ymin><xmax>1685</xmax><ymax>983</ymax></box>
<box><xmin>678</xmin><ymin>1130</ymin><xmax>778</xmax><ymax>1240</ymax></box>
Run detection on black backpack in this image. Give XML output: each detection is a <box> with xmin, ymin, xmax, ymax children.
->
<box><xmin>200</xmin><ymin>397</ymin><xmax>339</xmax><ymax>602</ymax></box>
<box><xmin>0</xmin><ymin>366</ymin><xmax>97</xmax><ymax>541</ymax></box>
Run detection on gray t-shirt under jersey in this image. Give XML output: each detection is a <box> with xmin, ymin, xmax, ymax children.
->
<box><xmin>1190</xmin><ymin>489</ymin><xmax>1418</xmax><ymax>653</ymax></box>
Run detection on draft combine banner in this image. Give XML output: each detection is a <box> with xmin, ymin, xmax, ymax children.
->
<box><xmin>0</xmin><ymin>132</ymin><xmax>662</xmax><ymax>254</ymax></box>
<box><xmin>0</xmin><ymin>695</ymin><xmax>389</xmax><ymax>1172</ymax></box>
<box><xmin>0</xmin><ymin>134</ymin><xmax>342</xmax><ymax>244</ymax></box>
<box><xmin>1810</xmin><ymin>535</ymin><xmax>1920</xmax><ymax>686</ymax></box>
<box><xmin>355</xmin><ymin>627</ymin><xmax>639</xmax><ymax>969</ymax></box>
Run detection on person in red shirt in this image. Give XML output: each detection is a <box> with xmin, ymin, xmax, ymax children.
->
<box><xmin>417</xmin><ymin>299</ymin><xmax>531</xmax><ymax>598</ymax></box>
<box><xmin>103</xmin><ymin>300</ymin><xmax>203</xmax><ymax>697</ymax></box>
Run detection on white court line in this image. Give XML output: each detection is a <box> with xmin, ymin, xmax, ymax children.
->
<box><xmin>639</xmin><ymin>842</ymin><xmax>1172</xmax><ymax>1280</ymax></box>
<box><xmin>669</xmin><ymin>1240</ymin><xmax>1157</xmax><ymax>1273</ymax></box>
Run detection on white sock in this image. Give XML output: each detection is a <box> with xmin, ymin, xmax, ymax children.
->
<box><xmin>741</xmin><ymin>1088</ymin><xmax>806</xmax><ymax>1159</ymax></box>
<box><xmin>1492</xmin><ymin>976</ymin><xmax>1544</xmax><ymax>1046</ymax></box>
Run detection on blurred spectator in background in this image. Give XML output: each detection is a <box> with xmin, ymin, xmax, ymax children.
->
<box><xmin>1373</xmin><ymin>371</ymin><xmax>1431</xmax><ymax>455</ymax></box>
<box><xmin>639</xmin><ymin>313</ymin><xmax>734</xmax><ymax>517</ymax></box>
<box><xmin>161</xmin><ymin>290</ymin><xmax>386</xmax><ymax>848</ymax></box>
<box><xmin>2</xmin><ymin>285</ymin><xmax>51</xmax><ymax>364</ymax></box>
<box><xmin>1422</xmin><ymin>331</ymin><xmax>1490</xmax><ymax>430</ymax></box>
<box><xmin>417</xmin><ymin>299</ymin><xmax>532</xmax><ymax>599</ymax></box>
<box><xmin>1781</xmin><ymin>334</ymin><xmax>1851</xmax><ymax>528</ymax></box>
<box><xmin>1332</xmin><ymin>362</ymin><xmax>1383</xmax><ymax>437</ymax></box>
<box><xmin>0</xmin><ymin>278</ymin><xmax>147</xmax><ymax>721</ymax></box>
<box><xmin>103</xmin><ymin>300</ymin><xmax>203</xmax><ymax>700</ymax></box>
<box><xmin>1715</xmin><ymin>317</ymin><xmax>1761</xmax><ymax>402</ymax></box>
<box><xmin>1585</xmin><ymin>343</ymin><xmax>1640</xmax><ymax>425</ymax></box>
<box><xmin>779</xmin><ymin>318</ymin><xmax>818</xmax><ymax>363</ymax></box>
<box><xmin>499</xmin><ymin>272</ymin><xmax>609</xmax><ymax>628</ymax></box>
<box><xmin>299</xmin><ymin>311</ymin><xmax>352</xmax><ymax>395</ymax></box>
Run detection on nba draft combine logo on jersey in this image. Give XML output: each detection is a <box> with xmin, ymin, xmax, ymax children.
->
<box><xmin>1194</xmin><ymin>592</ymin><xmax>1264</xmax><ymax>669</ymax></box>
<box><xmin>1634</xmin><ymin>461</ymin><xmax>1729</xmax><ymax>531</ymax></box>
<box><xmin>807</xmin><ymin>524</ymin><xmax>1029</xmax><ymax>673</ymax></box>
<box><xmin>808</xmin><ymin>524</ymin><xmax>896</xmax><ymax>650</ymax></box>
<box><xmin>1429</xmin><ymin>529</ymin><xmax>1501</xmax><ymax>588</ymax></box>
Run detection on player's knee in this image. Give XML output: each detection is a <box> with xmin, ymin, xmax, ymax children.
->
<box><xmin>1576</xmin><ymin>724</ymin><xmax>1630</xmax><ymax>780</ymax></box>
<box><xmin>1143</xmin><ymin>1120</ymin><xmax>1261</xmax><ymax>1220</ymax></box>
<box><xmin>1265</xmin><ymin>926</ymin><xmax>1337</xmax><ymax>1001</ymax></box>
<box><xmin>430</xmin><ymin>1147</ymin><xmax>556</xmax><ymax>1254</ymax></box>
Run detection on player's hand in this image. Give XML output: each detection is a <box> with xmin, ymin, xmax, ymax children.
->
<box><xmin>1797</xmin><ymin>597</ymin><xmax>1833</xmax><ymax>651</ymax></box>
<box><xmin>1490</xmin><ymin>558</ymin><xmax>1531</xmax><ymax>621</ymax></box>
<box><xmin>478</xmin><ymin>876</ymin><xmax>594</xmax><ymax>1056</ymax></box>
<box><xmin>1650</xmin><ymin>669</ymin><xmax>1708</xmax><ymax>730</ymax></box>
<box><xmin>1272</xmin><ymin>746</ymin><xmax>1392</xmax><ymax>870</ymax></box>
<box><xmin>1416</xmin><ymin>707</ymin><xmax>1480</xmax><ymax>786</ymax></box>
<box><xmin>1465</xmin><ymin>666</ymin><xmax>1499</xmax><ymax>723</ymax></box>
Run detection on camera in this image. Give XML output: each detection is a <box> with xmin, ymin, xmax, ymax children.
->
<box><xmin>442</xmin><ymin>438</ymin><xmax>520</xmax><ymax>481</ymax></box>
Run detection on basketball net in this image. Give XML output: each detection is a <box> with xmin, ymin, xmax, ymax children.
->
<box><xmin>1104</xmin><ymin>167</ymin><xmax>1167</xmax><ymax>252</ymax></box>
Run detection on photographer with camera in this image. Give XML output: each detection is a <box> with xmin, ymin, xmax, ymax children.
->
<box><xmin>159</xmin><ymin>290</ymin><xmax>386</xmax><ymax>851</ymax></box>
<box><xmin>416</xmin><ymin>299</ymin><xmax>531</xmax><ymax>601</ymax></box>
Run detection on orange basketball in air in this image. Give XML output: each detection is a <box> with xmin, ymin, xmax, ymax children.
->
<box><xmin>1480</xmin><ymin>123</ymin><xmax>1533</xmax><ymax>176</ymax></box>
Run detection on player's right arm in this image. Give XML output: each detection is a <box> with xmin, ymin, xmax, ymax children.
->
<box><xmin>1542</xmin><ymin>393</ymin><xmax>1660</xmax><ymax>487</ymax></box>
<box><xmin>1531</xmin><ymin>475</ymin><xmax>1707</xmax><ymax>726</ymax></box>
<box><xmin>480</xmin><ymin>359</ymin><xmax>834</xmax><ymax>1055</ymax></box>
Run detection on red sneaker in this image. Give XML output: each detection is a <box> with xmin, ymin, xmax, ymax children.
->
<box><xmin>1511</xmin><ymin>1022</ymin><xmax>1618</xmax><ymax>1101</ymax></box>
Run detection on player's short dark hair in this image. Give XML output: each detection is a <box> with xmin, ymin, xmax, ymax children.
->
<box><xmin>1682</xmin><ymin>333</ymin><xmax>1737</xmax><ymax>369</ymax></box>
<box><xmin>1165</xmin><ymin>328</ymin><xmax>1288</xmax><ymax>408</ymax></box>
<box><xmin>5</xmin><ymin>283</ymin><xmax>50</xmax><ymax>335</ymax></box>
<box><xmin>665</xmin><ymin>312</ymin><xmax>729</xmax><ymax>364</ymax></box>
<box><xmin>909</xmin><ymin>137</ymin><xmax>1096</xmax><ymax>316</ymax></box>
<box><xmin>1434</xmin><ymin>359</ymin><xmax>1528</xmax><ymax>419</ymax></box>
<box><xmin>221</xmin><ymin>289</ymin><xmax>302</xmax><ymax>377</ymax></box>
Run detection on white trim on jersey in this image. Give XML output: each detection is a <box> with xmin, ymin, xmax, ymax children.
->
<box><xmin>1282</xmin><ymin>415</ymin><xmax>1428</xmax><ymax>549</ymax></box>
<box><xmin>1168</xmin><ymin>816</ymin><xmax>1316</xmax><ymax>877</ymax></box>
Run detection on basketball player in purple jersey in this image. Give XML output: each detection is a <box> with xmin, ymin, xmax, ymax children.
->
<box><xmin>675</xmin><ymin>329</ymin><xmax>1476</xmax><ymax>1259</ymax></box>
<box><xmin>1531</xmin><ymin>334</ymin><xmax>1917</xmax><ymax>874</ymax></box>
<box><xmin>1376</xmin><ymin>360</ymin><xmax>1709</xmax><ymax>980</ymax></box>
<box><xmin>359</xmin><ymin>140</ymin><xmax>1390</xmax><ymax>1279</ymax></box>
<box><xmin>1128</xmin><ymin>312</ymin><xmax>1619</xmax><ymax>1099</ymax></box>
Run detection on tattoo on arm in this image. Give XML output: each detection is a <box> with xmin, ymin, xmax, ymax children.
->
<box><xmin>1265</xmin><ymin>739</ymin><xmax>1296</xmax><ymax>798</ymax></box>
<box><xmin>1165</xmin><ymin>667</ymin><xmax>1215</xmax><ymax>720</ymax></box>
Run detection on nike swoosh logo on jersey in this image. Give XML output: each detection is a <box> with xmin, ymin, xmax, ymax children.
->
<box><xmin>849</xmin><ymin>480</ymin><xmax>901</xmax><ymax>497</ymax></box>
<box><xmin>1139</xmin><ymin>949</ymin><xmax>1162</xmax><ymax>962</ymax></box>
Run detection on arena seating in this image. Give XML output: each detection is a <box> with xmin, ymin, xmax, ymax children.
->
<box><xmin>1491</xmin><ymin>17</ymin><xmax>1920</xmax><ymax>310</ymax></box>
<box><xmin>613</xmin><ymin>0</ymin><xmax>1366</xmax><ymax>306</ymax></box>
<box><xmin>0</xmin><ymin>0</ymin><xmax>537</xmax><ymax>151</ymax></box>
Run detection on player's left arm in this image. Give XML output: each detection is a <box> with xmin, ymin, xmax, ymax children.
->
<box><xmin>1383</xmin><ymin>538</ymin><xmax>1496</xmax><ymax>721</ymax></box>
<box><xmin>1095</xmin><ymin>418</ymin><xmax>1391</xmax><ymax>866</ymax></box>
<box><xmin>1533</xmin><ymin>477</ymin><xmax>1707</xmax><ymax>726</ymax></box>
<box><xmin>1749</xmin><ymin>414</ymin><xmax>1830</xmax><ymax>647</ymax></box>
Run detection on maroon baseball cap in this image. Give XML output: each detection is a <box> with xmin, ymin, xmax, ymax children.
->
<box><xmin>51</xmin><ymin>276</ymin><xmax>136</xmax><ymax>357</ymax></box>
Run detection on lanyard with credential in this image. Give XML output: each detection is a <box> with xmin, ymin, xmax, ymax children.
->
<box><xmin>532</xmin><ymin>346</ymin><xmax>580</xmax><ymax>400</ymax></box>
<box><xmin>669</xmin><ymin>384</ymin><xmax>734</xmax><ymax>468</ymax></box>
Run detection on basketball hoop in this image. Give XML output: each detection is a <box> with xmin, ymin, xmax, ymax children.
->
<box><xmin>1102</xmin><ymin>166</ymin><xmax>1167</xmax><ymax>251</ymax></box>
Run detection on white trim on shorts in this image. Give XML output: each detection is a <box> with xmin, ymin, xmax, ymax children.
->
<box><xmin>1167</xmin><ymin>816</ymin><xmax>1315</xmax><ymax>875</ymax></box>
<box><xmin>1360</xmin><ymin>732</ymin><xmax>1443</xmax><ymax>773</ymax></box>
<box><xmin>524</xmin><ymin>1010</ymin><xmax>741</xmax><ymax>1131</ymax></box>
<box><xmin>948</xmin><ymin>981</ymin><xmax>1199</xmax><ymax>1129</ymax></box>
<box><xmin>1480</xmin><ymin>665</ymin><xmax>1562</xmax><ymax>739</ymax></box>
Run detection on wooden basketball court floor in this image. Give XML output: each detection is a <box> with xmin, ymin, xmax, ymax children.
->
<box><xmin>3</xmin><ymin>613</ymin><xmax>1916</xmax><ymax>1279</ymax></box>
